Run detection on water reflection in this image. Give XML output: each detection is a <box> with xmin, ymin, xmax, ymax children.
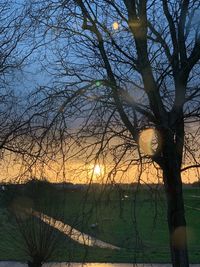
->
<box><xmin>44</xmin><ymin>264</ymin><xmax>172</xmax><ymax>267</ymax></box>
<box><xmin>0</xmin><ymin>263</ymin><xmax>178</xmax><ymax>267</ymax></box>
<box><xmin>33</xmin><ymin>210</ymin><xmax>120</xmax><ymax>250</ymax></box>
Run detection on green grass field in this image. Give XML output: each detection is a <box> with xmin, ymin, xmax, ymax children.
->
<box><xmin>0</xmin><ymin>184</ymin><xmax>199</xmax><ymax>263</ymax></box>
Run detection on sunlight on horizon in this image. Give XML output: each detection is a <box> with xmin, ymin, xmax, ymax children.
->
<box><xmin>93</xmin><ymin>164</ymin><xmax>103</xmax><ymax>176</ymax></box>
<box><xmin>0</xmin><ymin>152</ymin><xmax>199</xmax><ymax>184</ymax></box>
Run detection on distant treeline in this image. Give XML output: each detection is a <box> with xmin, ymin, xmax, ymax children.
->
<box><xmin>1</xmin><ymin>178</ymin><xmax>200</xmax><ymax>189</ymax></box>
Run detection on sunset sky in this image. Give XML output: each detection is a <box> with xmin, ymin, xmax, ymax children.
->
<box><xmin>0</xmin><ymin>151</ymin><xmax>198</xmax><ymax>184</ymax></box>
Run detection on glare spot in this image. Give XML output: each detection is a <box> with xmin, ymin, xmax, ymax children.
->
<box><xmin>172</xmin><ymin>226</ymin><xmax>187</xmax><ymax>249</ymax></box>
<box><xmin>59</xmin><ymin>104</ymin><xmax>65</xmax><ymax>113</ymax></box>
<box><xmin>10</xmin><ymin>197</ymin><xmax>33</xmax><ymax>220</ymax></box>
<box><xmin>88</xmin><ymin>94</ymin><xmax>98</xmax><ymax>101</ymax></box>
<box><xmin>112</xmin><ymin>21</ymin><xmax>119</xmax><ymax>30</ymax></box>
<box><xmin>96</xmin><ymin>81</ymin><xmax>101</xmax><ymax>87</ymax></box>
<box><xmin>139</xmin><ymin>128</ymin><xmax>159</xmax><ymax>156</ymax></box>
<box><xmin>130</xmin><ymin>21</ymin><xmax>141</xmax><ymax>28</ymax></box>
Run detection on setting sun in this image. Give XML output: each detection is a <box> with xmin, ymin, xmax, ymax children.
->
<box><xmin>93</xmin><ymin>164</ymin><xmax>102</xmax><ymax>176</ymax></box>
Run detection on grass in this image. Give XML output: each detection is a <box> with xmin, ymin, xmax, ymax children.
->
<box><xmin>0</xmin><ymin>184</ymin><xmax>199</xmax><ymax>263</ymax></box>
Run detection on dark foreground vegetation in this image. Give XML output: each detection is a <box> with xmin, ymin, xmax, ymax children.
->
<box><xmin>0</xmin><ymin>181</ymin><xmax>199</xmax><ymax>264</ymax></box>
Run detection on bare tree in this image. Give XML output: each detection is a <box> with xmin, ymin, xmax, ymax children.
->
<box><xmin>16</xmin><ymin>1</ymin><xmax>200</xmax><ymax>266</ymax></box>
<box><xmin>4</xmin><ymin>178</ymin><xmax>64</xmax><ymax>267</ymax></box>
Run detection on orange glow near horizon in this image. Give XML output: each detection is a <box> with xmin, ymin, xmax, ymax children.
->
<box><xmin>0</xmin><ymin>152</ymin><xmax>199</xmax><ymax>184</ymax></box>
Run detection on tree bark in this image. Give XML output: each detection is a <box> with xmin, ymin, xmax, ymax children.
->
<box><xmin>162</xmin><ymin>131</ymin><xmax>189</xmax><ymax>267</ymax></box>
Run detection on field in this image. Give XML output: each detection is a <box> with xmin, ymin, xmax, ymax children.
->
<box><xmin>0</xmin><ymin>183</ymin><xmax>199</xmax><ymax>263</ymax></box>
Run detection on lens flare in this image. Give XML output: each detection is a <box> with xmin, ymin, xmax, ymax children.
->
<box><xmin>112</xmin><ymin>22</ymin><xmax>119</xmax><ymax>30</ymax></box>
<box><xmin>139</xmin><ymin>128</ymin><xmax>159</xmax><ymax>156</ymax></box>
<box><xmin>10</xmin><ymin>196</ymin><xmax>33</xmax><ymax>220</ymax></box>
<box><xmin>172</xmin><ymin>226</ymin><xmax>187</xmax><ymax>249</ymax></box>
<box><xmin>96</xmin><ymin>81</ymin><xmax>101</xmax><ymax>87</ymax></box>
<box><xmin>172</xmin><ymin>226</ymin><xmax>194</xmax><ymax>249</ymax></box>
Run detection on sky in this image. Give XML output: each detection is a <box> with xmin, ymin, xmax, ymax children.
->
<box><xmin>1</xmin><ymin>1</ymin><xmax>200</xmax><ymax>185</ymax></box>
<box><xmin>0</xmin><ymin>149</ymin><xmax>199</xmax><ymax>184</ymax></box>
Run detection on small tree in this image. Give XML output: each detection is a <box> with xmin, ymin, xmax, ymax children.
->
<box><xmin>5</xmin><ymin>179</ymin><xmax>64</xmax><ymax>267</ymax></box>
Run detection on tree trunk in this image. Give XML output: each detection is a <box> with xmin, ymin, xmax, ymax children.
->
<box><xmin>28</xmin><ymin>259</ymin><xmax>42</xmax><ymax>267</ymax></box>
<box><xmin>162</xmin><ymin>132</ymin><xmax>189</xmax><ymax>267</ymax></box>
